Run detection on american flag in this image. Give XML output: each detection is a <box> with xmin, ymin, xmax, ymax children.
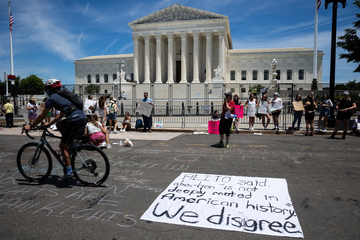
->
<box><xmin>9</xmin><ymin>11</ymin><xmax>13</xmax><ymax>32</ymax></box>
<box><xmin>317</xmin><ymin>0</ymin><xmax>321</xmax><ymax>10</ymax></box>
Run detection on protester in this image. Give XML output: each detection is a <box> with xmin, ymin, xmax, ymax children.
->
<box><xmin>211</xmin><ymin>110</ymin><xmax>220</xmax><ymax>121</ymax></box>
<box><xmin>329</xmin><ymin>91</ymin><xmax>357</xmax><ymax>139</ymax></box>
<box><xmin>107</xmin><ymin>99</ymin><xmax>118</xmax><ymax>133</ymax></box>
<box><xmin>142</xmin><ymin>92</ymin><xmax>154</xmax><ymax>133</ymax></box>
<box><xmin>3</xmin><ymin>99</ymin><xmax>14</xmax><ymax>128</ymax></box>
<box><xmin>94</xmin><ymin>95</ymin><xmax>107</xmax><ymax>127</ymax></box>
<box><xmin>215</xmin><ymin>92</ymin><xmax>235</xmax><ymax>148</ymax></box>
<box><xmin>304</xmin><ymin>95</ymin><xmax>317</xmax><ymax>136</ymax></box>
<box><xmin>270</xmin><ymin>92</ymin><xmax>282</xmax><ymax>131</ymax></box>
<box><xmin>317</xmin><ymin>93</ymin><xmax>333</xmax><ymax>132</ymax></box>
<box><xmin>258</xmin><ymin>94</ymin><xmax>270</xmax><ymax>130</ymax></box>
<box><xmin>245</xmin><ymin>93</ymin><xmax>257</xmax><ymax>131</ymax></box>
<box><xmin>26</xmin><ymin>97</ymin><xmax>38</xmax><ymax>126</ymax></box>
<box><xmin>85</xmin><ymin>113</ymin><xmax>111</xmax><ymax>149</ymax></box>
<box><xmin>119</xmin><ymin>111</ymin><xmax>132</xmax><ymax>132</ymax></box>
<box><xmin>352</xmin><ymin>114</ymin><xmax>360</xmax><ymax>136</ymax></box>
<box><xmin>292</xmin><ymin>94</ymin><xmax>303</xmax><ymax>131</ymax></box>
<box><xmin>232</xmin><ymin>94</ymin><xmax>243</xmax><ymax>131</ymax></box>
<box><xmin>41</xmin><ymin>98</ymin><xmax>51</xmax><ymax>125</ymax></box>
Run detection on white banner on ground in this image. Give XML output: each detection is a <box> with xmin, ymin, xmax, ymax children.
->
<box><xmin>84</xmin><ymin>99</ymin><xmax>96</xmax><ymax>115</ymax></box>
<box><xmin>258</xmin><ymin>101</ymin><xmax>268</xmax><ymax>114</ymax></box>
<box><xmin>141</xmin><ymin>173</ymin><xmax>303</xmax><ymax>238</ymax></box>
<box><xmin>136</xmin><ymin>101</ymin><xmax>153</xmax><ymax>117</ymax></box>
<box><xmin>269</xmin><ymin>99</ymin><xmax>283</xmax><ymax>112</ymax></box>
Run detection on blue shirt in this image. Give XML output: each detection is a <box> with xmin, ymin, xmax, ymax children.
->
<box><xmin>142</xmin><ymin>98</ymin><xmax>153</xmax><ymax>104</ymax></box>
<box><xmin>45</xmin><ymin>93</ymin><xmax>85</xmax><ymax>122</ymax></box>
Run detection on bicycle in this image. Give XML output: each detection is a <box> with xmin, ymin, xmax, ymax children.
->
<box><xmin>17</xmin><ymin>126</ymin><xmax>110</xmax><ymax>186</ymax></box>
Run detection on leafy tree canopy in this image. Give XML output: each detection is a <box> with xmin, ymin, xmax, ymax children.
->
<box><xmin>84</xmin><ymin>84</ymin><xmax>100</xmax><ymax>94</ymax></box>
<box><xmin>19</xmin><ymin>75</ymin><xmax>44</xmax><ymax>94</ymax></box>
<box><xmin>337</xmin><ymin>0</ymin><xmax>360</xmax><ymax>72</ymax></box>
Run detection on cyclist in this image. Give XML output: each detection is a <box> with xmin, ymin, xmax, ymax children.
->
<box><xmin>23</xmin><ymin>79</ymin><xmax>87</xmax><ymax>181</ymax></box>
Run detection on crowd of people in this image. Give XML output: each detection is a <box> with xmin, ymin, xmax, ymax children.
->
<box><xmin>212</xmin><ymin>90</ymin><xmax>358</xmax><ymax>148</ymax></box>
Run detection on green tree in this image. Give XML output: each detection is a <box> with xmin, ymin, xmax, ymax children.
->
<box><xmin>19</xmin><ymin>75</ymin><xmax>44</xmax><ymax>94</ymax></box>
<box><xmin>337</xmin><ymin>0</ymin><xmax>360</xmax><ymax>72</ymax></box>
<box><xmin>84</xmin><ymin>84</ymin><xmax>100</xmax><ymax>94</ymax></box>
<box><xmin>248</xmin><ymin>84</ymin><xmax>263</xmax><ymax>94</ymax></box>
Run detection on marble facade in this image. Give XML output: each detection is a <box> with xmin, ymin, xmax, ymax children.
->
<box><xmin>74</xmin><ymin>4</ymin><xmax>324</xmax><ymax>104</ymax></box>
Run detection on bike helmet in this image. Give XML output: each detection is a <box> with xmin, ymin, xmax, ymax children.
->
<box><xmin>45</xmin><ymin>79</ymin><xmax>62</xmax><ymax>89</ymax></box>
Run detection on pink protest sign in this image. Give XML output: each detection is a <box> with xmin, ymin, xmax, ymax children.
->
<box><xmin>234</xmin><ymin>105</ymin><xmax>244</xmax><ymax>118</ymax></box>
<box><xmin>208</xmin><ymin>121</ymin><xmax>220</xmax><ymax>134</ymax></box>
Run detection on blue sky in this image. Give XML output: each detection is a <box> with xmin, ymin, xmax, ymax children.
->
<box><xmin>0</xmin><ymin>0</ymin><xmax>359</xmax><ymax>85</ymax></box>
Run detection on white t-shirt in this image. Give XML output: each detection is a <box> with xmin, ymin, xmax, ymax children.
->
<box><xmin>27</xmin><ymin>102</ymin><xmax>37</xmax><ymax>115</ymax></box>
<box><xmin>95</xmin><ymin>102</ymin><xmax>105</xmax><ymax>117</ymax></box>
<box><xmin>86</xmin><ymin>121</ymin><xmax>101</xmax><ymax>134</ymax></box>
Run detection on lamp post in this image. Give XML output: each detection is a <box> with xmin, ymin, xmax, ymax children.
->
<box><xmin>117</xmin><ymin>61</ymin><xmax>124</xmax><ymax>100</ymax></box>
<box><xmin>325</xmin><ymin>0</ymin><xmax>346</xmax><ymax>127</ymax></box>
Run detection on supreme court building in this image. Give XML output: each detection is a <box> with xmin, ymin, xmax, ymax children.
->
<box><xmin>74</xmin><ymin>4</ymin><xmax>324</xmax><ymax>104</ymax></box>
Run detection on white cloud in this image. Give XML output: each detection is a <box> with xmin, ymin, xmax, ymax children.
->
<box><xmin>103</xmin><ymin>38</ymin><xmax>119</xmax><ymax>54</ymax></box>
<box><xmin>119</xmin><ymin>41</ymin><xmax>133</xmax><ymax>54</ymax></box>
<box><xmin>84</xmin><ymin>3</ymin><xmax>90</xmax><ymax>15</ymax></box>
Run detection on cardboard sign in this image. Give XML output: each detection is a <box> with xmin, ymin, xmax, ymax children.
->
<box><xmin>141</xmin><ymin>173</ymin><xmax>303</xmax><ymax>238</ymax></box>
<box><xmin>136</xmin><ymin>101</ymin><xmax>153</xmax><ymax>117</ymax></box>
<box><xmin>155</xmin><ymin>122</ymin><xmax>163</xmax><ymax>128</ymax></box>
<box><xmin>357</xmin><ymin>123</ymin><xmax>360</xmax><ymax>130</ymax></box>
<box><xmin>234</xmin><ymin>105</ymin><xmax>244</xmax><ymax>118</ymax></box>
<box><xmin>292</xmin><ymin>101</ymin><xmax>305</xmax><ymax>111</ymax></box>
<box><xmin>247</xmin><ymin>105</ymin><xmax>256</xmax><ymax>117</ymax></box>
<box><xmin>269</xmin><ymin>99</ymin><xmax>283</xmax><ymax>112</ymax></box>
<box><xmin>258</xmin><ymin>101</ymin><xmax>268</xmax><ymax>114</ymax></box>
<box><xmin>84</xmin><ymin>99</ymin><xmax>96</xmax><ymax>115</ymax></box>
<box><xmin>208</xmin><ymin>121</ymin><xmax>220</xmax><ymax>134</ymax></box>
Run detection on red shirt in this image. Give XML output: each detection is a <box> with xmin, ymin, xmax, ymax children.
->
<box><xmin>221</xmin><ymin>100</ymin><xmax>235</xmax><ymax>117</ymax></box>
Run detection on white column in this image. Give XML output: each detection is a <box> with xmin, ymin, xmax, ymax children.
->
<box><xmin>132</xmin><ymin>35</ymin><xmax>139</xmax><ymax>83</ymax></box>
<box><xmin>144</xmin><ymin>34</ymin><xmax>150</xmax><ymax>84</ymax></box>
<box><xmin>155</xmin><ymin>33</ymin><xmax>162</xmax><ymax>83</ymax></box>
<box><xmin>180</xmin><ymin>31</ymin><xmax>187</xmax><ymax>83</ymax></box>
<box><xmin>192</xmin><ymin>30</ymin><xmax>200</xmax><ymax>83</ymax></box>
<box><xmin>218</xmin><ymin>30</ymin><xmax>225</xmax><ymax>75</ymax></box>
<box><xmin>167</xmin><ymin>33</ymin><xmax>174</xmax><ymax>84</ymax></box>
<box><xmin>205</xmin><ymin>30</ymin><xmax>212</xmax><ymax>83</ymax></box>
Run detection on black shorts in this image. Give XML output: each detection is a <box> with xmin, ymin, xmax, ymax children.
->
<box><xmin>337</xmin><ymin>112</ymin><xmax>352</xmax><ymax>120</ymax></box>
<box><xmin>305</xmin><ymin>113</ymin><xmax>315</xmax><ymax>120</ymax></box>
<box><xmin>61</xmin><ymin>118</ymin><xmax>87</xmax><ymax>144</ymax></box>
<box><xmin>219</xmin><ymin>116</ymin><xmax>232</xmax><ymax>136</ymax></box>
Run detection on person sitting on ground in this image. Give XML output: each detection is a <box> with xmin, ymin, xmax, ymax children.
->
<box><xmin>211</xmin><ymin>110</ymin><xmax>220</xmax><ymax>121</ymax></box>
<box><xmin>119</xmin><ymin>111</ymin><xmax>131</xmax><ymax>132</ymax></box>
<box><xmin>85</xmin><ymin>113</ymin><xmax>111</xmax><ymax>148</ymax></box>
<box><xmin>352</xmin><ymin>114</ymin><xmax>360</xmax><ymax>136</ymax></box>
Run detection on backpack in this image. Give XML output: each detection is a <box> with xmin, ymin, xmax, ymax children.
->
<box><xmin>135</xmin><ymin>119</ymin><xmax>143</xmax><ymax>130</ymax></box>
<box><xmin>56</xmin><ymin>88</ymin><xmax>83</xmax><ymax>110</ymax></box>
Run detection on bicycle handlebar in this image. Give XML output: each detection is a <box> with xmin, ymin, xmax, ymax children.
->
<box><xmin>22</xmin><ymin>125</ymin><xmax>50</xmax><ymax>140</ymax></box>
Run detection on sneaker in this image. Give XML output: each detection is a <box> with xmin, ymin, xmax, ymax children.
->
<box><xmin>236</xmin><ymin>128</ymin><xmax>240</xmax><ymax>132</ymax></box>
<box><xmin>249</xmin><ymin>127</ymin><xmax>252</xmax><ymax>131</ymax></box>
<box><xmin>323</xmin><ymin>129</ymin><xmax>326</xmax><ymax>132</ymax></box>
<box><xmin>109</xmin><ymin>131</ymin><xmax>113</xmax><ymax>134</ymax></box>
<box><xmin>341</xmin><ymin>135</ymin><xmax>346</xmax><ymax>140</ymax></box>
<box><xmin>57</xmin><ymin>173</ymin><xmax>75</xmax><ymax>182</ymax></box>
<box><xmin>309</xmin><ymin>133</ymin><xmax>313</xmax><ymax>136</ymax></box>
<box><xmin>99</xmin><ymin>142</ymin><xmax>107</xmax><ymax>147</ymax></box>
<box><xmin>317</xmin><ymin>128</ymin><xmax>320</xmax><ymax>132</ymax></box>
<box><xmin>264</xmin><ymin>126</ymin><xmax>267</xmax><ymax>130</ymax></box>
<box><xmin>328</xmin><ymin>135</ymin><xmax>335</xmax><ymax>139</ymax></box>
<box><xmin>225</xmin><ymin>143</ymin><xmax>229</xmax><ymax>148</ymax></box>
<box><xmin>305</xmin><ymin>133</ymin><xmax>309</xmax><ymax>136</ymax></box>
<box><xmin>123</xmin><ymin>129</ymin><xmax>126</xmax><ymax>132</ymax></box>
<box><xmin>106</xmin><ymin>144</ymin><xmax>112</xmax><ymax>149</ymax></box>
<box><xmin>114</xmin><ymin>130</ymin><xmax>118</xmax><ymax>134</ymax></box>
<box><xmin>214</xmin><ymin>141</ymin><xmax>224</xmax><ymax>147</ymax></box>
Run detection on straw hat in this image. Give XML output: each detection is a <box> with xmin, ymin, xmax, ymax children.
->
<box><xmin>30</xmin><ymin>97</ymin><xmax>36</xmax><ymax>101</ymax></box>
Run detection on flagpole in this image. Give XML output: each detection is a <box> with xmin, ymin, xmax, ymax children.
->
<box><xmin>9</xmin><ymin>1</ymin><xmax>14</xmax><ymax>76</ymax></box>
<box><xmin>313</xmin><ymin>0</ymin><xmax>318</xmax><ymax>90</ymax></box>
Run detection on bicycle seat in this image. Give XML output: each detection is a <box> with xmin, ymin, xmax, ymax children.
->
<box><xmin>76</xmin><ymin>134</ymin><xmax>90</xmax><ymax>143</ymax></box>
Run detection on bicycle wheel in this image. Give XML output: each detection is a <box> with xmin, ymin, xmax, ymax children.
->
<box><xmin>71</xmin><ymin>144</ymin><xmax>110</xmax><ymax>186</ymax></box>
<box><xmin>17</xmin><ymin>142</ymin><xmax>52</xmax><ymax>182</ymax></box>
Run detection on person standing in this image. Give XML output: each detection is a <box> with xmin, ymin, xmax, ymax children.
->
<box><xmin>329</xmin><ymin>91</ymin><xmax>357</xmax><ymax>139</ymax></box>
<box><xmin>94</xmin><ymin>95</ymin><xmax>107</xmax><ymax>127</ymax></box>
<box><xmin>3</xmin><ymin>99</ymin><xmax>14</xmax><ymax>128</ymax></box>
<box><xmin>258</xmin><ymin>94</ymin><xmax>271</xmax><ymax>130</ymax></box>
<box><xmin>142</xmin><ymin>92</ymin><xmax>154</xmax><ymax>133</ymax></box>
<box><xmin>232</xmin><ymin>94</ymin><xmax>243</xmax><ymax>132</ymax></box>
<box><xmin>304</xmin><ymin>95</ymin><xmax>317</xmax><ymax>136</ymax></box>
<box><xmin>26</xmin><ymin>97</ymin><xmax>38</xmax><ymax>126</ymax></box>
<box><xmin>107</xmin><ymin>99</ymin><xmax>118</xmax><ymax>133</ymax></box>
<box><xmin>317</xmin><ymin>93</ymin><xmax>333</xmax><ymax>132</ymax></box>
<box><xmin>270</xmin><ymin>92</ymin><xmax>282</xmax><ymax>132</ymax></box>
<box><xmin>292</xmin><ymin>94</ymin><xmax>303</xmax><ymax>131</ymax></box>
<box><xmin>245</xmin><ymin>93</ymin><xmax>257</xmax><ymax>130</ymax></box>
<box><xmin>215</xmin><ymin>92</ymin><xmax>235</xmax><ymax>148</ymax></box>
